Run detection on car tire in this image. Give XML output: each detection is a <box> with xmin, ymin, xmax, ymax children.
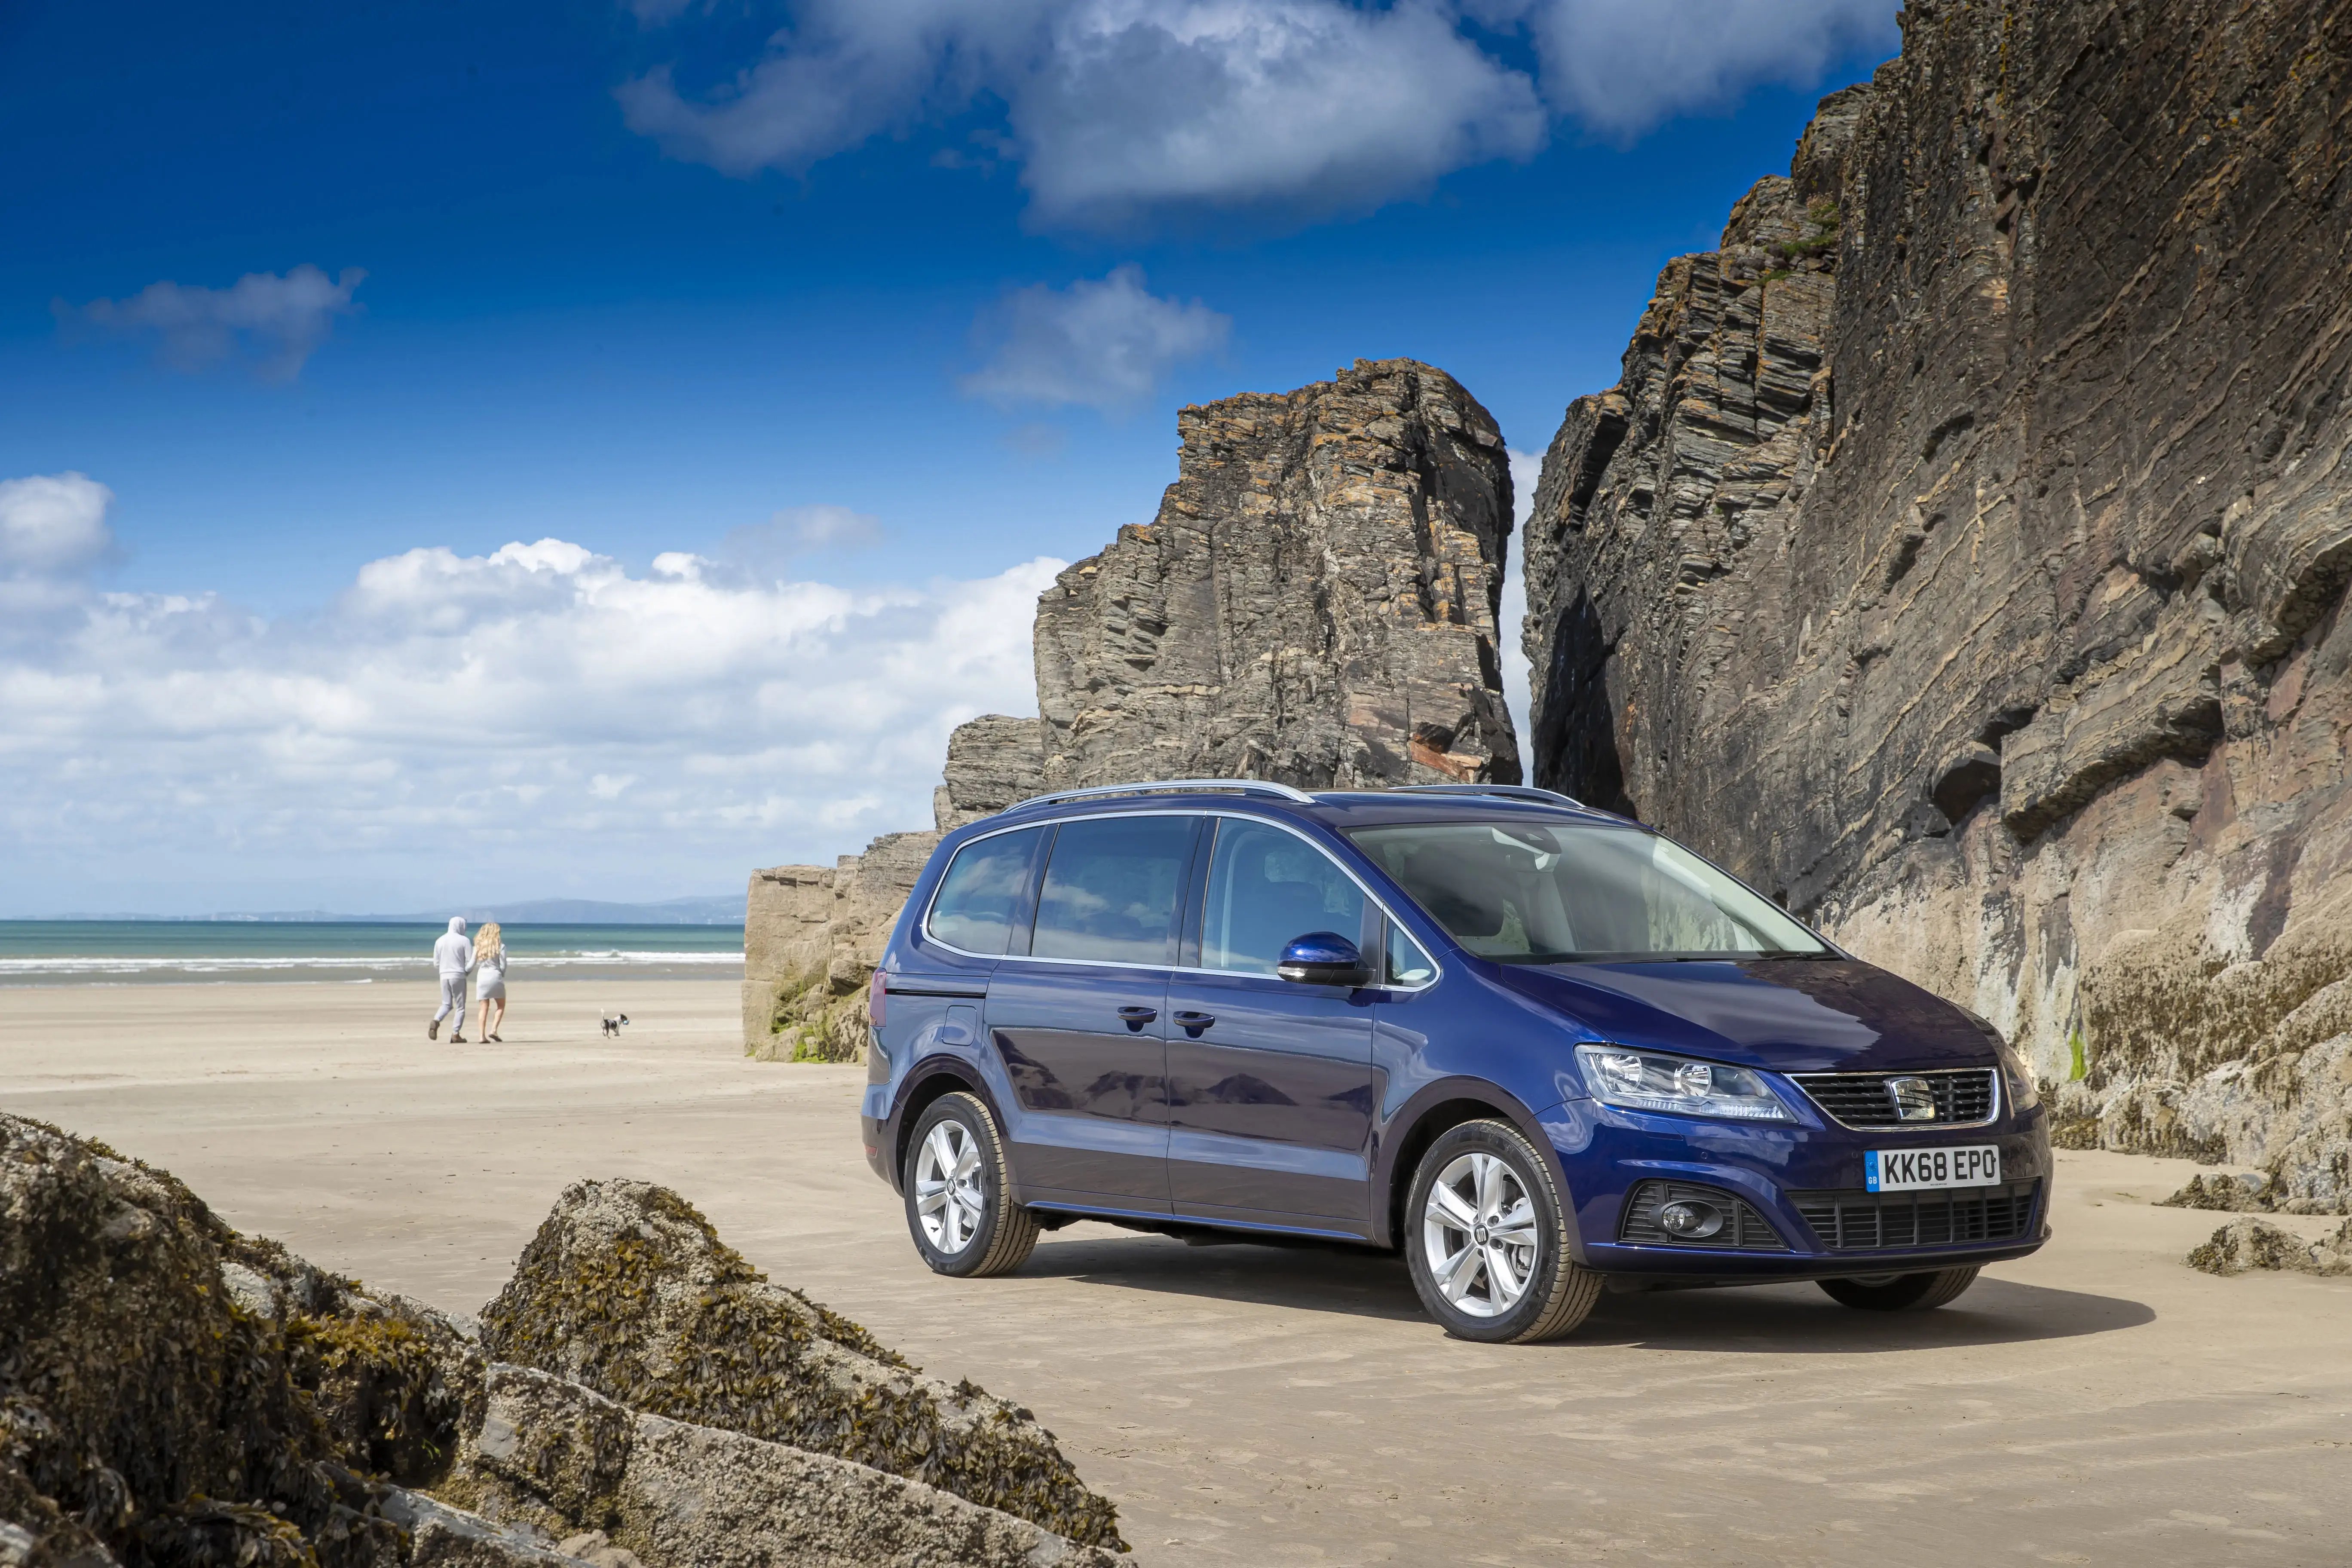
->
<box><xmin>904</xmin><ymin>1091</ymin><xmax>1039</xmax><ymax>1278</ymax></box>
<box><xmin>1816</xmin><ymin>1266</ymin><xmax>1980</xmax><ymax>1311</ymax></box>
<box><xmin>1404</xmin><ymin>1118</ymin><xmax>1601</xmax><ymax>1344</ymax></box>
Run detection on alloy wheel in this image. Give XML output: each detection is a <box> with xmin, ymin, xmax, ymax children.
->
<box><xmin>914</xmin><ymin>1119</ymin><xmax>985</xmax><ymax>1254</ymax></box>
<box><xmin>1420</xmin><ymin>1150</ymin><xmax>1540</xmax><ymax>1318</ymax></box>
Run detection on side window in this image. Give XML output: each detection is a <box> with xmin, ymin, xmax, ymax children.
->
<box><xmin>1030</xmin><ymin>816</ymin><xmax>1195</xmax><ymax>965</ymax></box>
<box><xmin>926</xmin><ymin>827</ymin><xmax>1044</xmax><ymax>956</ymax></box>
<box><xmin>1384</xmin><ymin>920</ymin><xmax>1436</xmax><ymax>986</ymax></box>
<box><xmin>1200</xmin><ymin>820</ymin><xmax>1366</xmax><ymax>976</ymax></box>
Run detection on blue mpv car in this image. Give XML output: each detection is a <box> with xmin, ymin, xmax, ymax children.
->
<box><xmin>858</xmin><ymin>780</ymin><xmax>2050</xmax><ymax>1343</ymax></box>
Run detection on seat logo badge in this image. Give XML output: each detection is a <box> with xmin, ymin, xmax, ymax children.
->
<box><xmin>1888</xmin><ymin>1077</ymin><xmax>1938</xmax><ymax>1121</ymax></box>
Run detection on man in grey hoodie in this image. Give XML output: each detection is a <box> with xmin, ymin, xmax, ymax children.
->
<box><xmin>429</xmin><ymin>916</ymin><xmax>475</xmax><ymax>1041</ymax></box>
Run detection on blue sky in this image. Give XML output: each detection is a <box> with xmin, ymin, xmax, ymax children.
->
<box><xmin>0</xmin><ymin>0</ymin><xmax>1899</xmax><ymax>916</ymax></box>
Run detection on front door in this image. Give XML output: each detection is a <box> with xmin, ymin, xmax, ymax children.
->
<box><xmin>1166</xmin><ymin>818</ymin><xmax>1376</xmax><ymax>1226</ymax></box>
<box><xmin>984</xmin><ymin>813</ymin><xmax>1199</xmax><ymax>1209</ymax></box>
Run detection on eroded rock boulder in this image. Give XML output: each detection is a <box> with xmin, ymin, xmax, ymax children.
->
<box><xmin>742</xmin><ymin>830</ymin><xmax>942</xmax><ymax>1064</ymax></box>
<box><xmin>2186</xmin><ymin>1217</ymin><xmax>2352</xmax><ymax>1277</ymax></box>
<box><xmin>476</xmin><ymin>1180</ymin><xmax>1124</xmax><ymax>1551</ymax></box>
<box><xmin>2159</xmin><ymin>1173</ymin><xmax>2277</xmax><ymax>1213</ymax></box>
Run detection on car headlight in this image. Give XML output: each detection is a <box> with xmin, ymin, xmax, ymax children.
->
<box><xmin>1574</xmin><ymin>1044</ymin><xmax>1793</xmax><ymax>1122</ymax></box>
<box><xmin>1995</xmin><ymin>1039</ymin><xmax>2040</xmax><ymax>1111</ymax></box>
<box><xmin>1962</xmin><ymin>1008</ymin><xmax>2041</xmax><ymax>1112</ymax></box>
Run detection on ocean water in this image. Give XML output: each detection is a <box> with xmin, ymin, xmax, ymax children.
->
<box><xmin>0</xmin><ymin>922</ymin><xmax>744</xmax><ymax>986</ymax></box>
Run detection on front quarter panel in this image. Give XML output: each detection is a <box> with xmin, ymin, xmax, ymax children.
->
<box><xmin>1368</xmin><ymin>964</ymin><xmax>1603</xmax><ymax>1251</ymax></box>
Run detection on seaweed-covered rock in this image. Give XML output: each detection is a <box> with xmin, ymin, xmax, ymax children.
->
<box><xmin>2159</xmin><ymin>1173</ymin><xmax>2276</xmax><ymax>1213</ymax></box>
<box><xmin>377</xmin><ymin>1492</ymin><xmax>597</xmax><ymax>1568</ymax></box>
<box><xmin>442</xmin><ymin>1366</ymin><xmax>1117</xmax><ymax>1568</ymax></box>
<box><xmin>476</xmin><ymin>1181</ymin><xmax>1123</xmax><ymax>1551</ymax></box>
<box><xmin>0</xmin><ymin>1113</ymin><xmax>493</xmax><ymax>1568</ymax></box>
<box><xmin>2186</xmin><ymin>1217</ymin><xmax>2352</xmax><ymax>1277</ymax></box>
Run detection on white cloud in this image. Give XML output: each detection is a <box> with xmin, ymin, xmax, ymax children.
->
<box><xmin>618</xmin><ymin>0</ymin><xmax>1544</xmax><ymax>227</ymax></box>
<box><xmin>616</xmin><ymin>0</ymin><xmax>1894</xmax><ymax>227</ymax></box>
<box><xmin>0</xmin><ymin>480</ymin><xmax>1064</xmax><ymax>913</ymax></box>
<box><xmin>0</xmin><ymin>472</ymin><xmax>114</xmax><ymax>575</ymax></box>
<box><xmin>960</xmin><ymin>265</ymin><xmax>1229</xmax><ymax>412</ymax></box>
<box><xmin>67</xmin><ymin>265</ymin><xmax>366</xmax><ymax>380</ymax></box>
<box><xmin>1504</xmin><ymin>0</ymin><xmax>1897</xmax><ymax>136</ymax></box>
<box><xmin>1010</xmin><ymin>0</ymin><xmax>1545</xmax><ymax>223</ymax></box>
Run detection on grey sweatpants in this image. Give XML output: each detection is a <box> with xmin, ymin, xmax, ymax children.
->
<box><xmin>434</xmin><ymin>973</ymin><xmax>469</xmax><ymax>1023</ymax></box>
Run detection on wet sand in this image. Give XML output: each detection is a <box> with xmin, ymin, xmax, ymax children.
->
<box><xmin>4</xmin><ymin>980</ymin><xmax>2348</xmax><ymax>1566</ymax></box>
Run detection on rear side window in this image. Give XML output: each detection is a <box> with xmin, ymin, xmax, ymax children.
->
<box><xmin>926</xmin><ymin>827</ymin><xmax>1044</xmax><ymax>955</ymax></box>
<box><xmin>1200</xmin><ymin>819</ymin><xmax>1366</xmax><ymax>976</ymax></box>
<box><xmin>1031</xmin><ymin>816</ymin><xmax>1195</xmax><ymax>965</ymax></box>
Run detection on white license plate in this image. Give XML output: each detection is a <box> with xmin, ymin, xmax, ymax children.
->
<box><xmin>1865</xmin><ymin>1145</ymin><xmax>2000</xmax><ymax>1192</ymax></box>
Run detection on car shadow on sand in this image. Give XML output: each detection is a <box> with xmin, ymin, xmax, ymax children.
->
<box><xmin>1026</xmin><ymin>1230</ymin><xmax>2153</xmax><ymax>1348</ymax></box>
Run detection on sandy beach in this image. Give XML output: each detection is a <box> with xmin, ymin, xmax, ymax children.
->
<box><xmin>5</xmin><ymin>978</ymin><xmax>2348</xmax><ymax>1566</ymax></box>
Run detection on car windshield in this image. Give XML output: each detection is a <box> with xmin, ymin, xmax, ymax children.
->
<box><xmin>1345</xmin><ymin>820</ymin><xmax>1829</xmax><ymax>963</ymax></box>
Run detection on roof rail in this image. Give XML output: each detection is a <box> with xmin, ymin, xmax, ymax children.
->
<box><xmin>1009</xmin><ymin>778</ymin><xmax>1318</xmax><ymax>811</ymax></box>
<box><xmin>1388</xmin><ymin>783</ymin><xmax>1586</xmax><ymax>808</ymax></box>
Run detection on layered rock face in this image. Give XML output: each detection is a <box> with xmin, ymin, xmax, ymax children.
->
<box><xmin>1036</xmin><ymin>358</ymin><xmax>1518</xmax><ymax>789</ymax></box>
<box><xmin>1524</xmin><ymin>2</ymin><xmax>2352</xmax><ymax>1200</ymax></box>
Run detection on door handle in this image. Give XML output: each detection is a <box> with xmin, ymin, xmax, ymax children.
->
<box><xmin>1116</xmin><ymin>1006</ymin><xmax>1158</xmax><ymax>1032</ymax></box>
<box><xmin>1173</xmin><ymin>1010</ymin><xmax>1215</xmax><ymax>1037</ymax></box>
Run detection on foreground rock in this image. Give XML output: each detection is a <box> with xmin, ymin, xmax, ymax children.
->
<box><xmin>442</xmin><ymin>1367</ymin><xmax>1112</xmax><ymax>1568</ymax></box>
<box><xmin>2186</xmin><ymin>1217</ymin><xmax>2352</xmax><ymax>1277</ymax></box>
<box><xmin>0</xmin><ymin>1112</ymin><xmax>506</xmax><ymax>1568</ymax></box>
<box><xmin>477</xmin><ymin>1179</ymin><xmax>1124</xmax><ymax>1551</ymax></box>
<box><xmin>0</xmin><ymin>1115</ymin><xmax>1125</xmax><ymax>1567</ymax></box>
<box><xmin>1522</xmin><ymin>2</ymin><xmax>2352</xmax><ymax>1202</ymax></box>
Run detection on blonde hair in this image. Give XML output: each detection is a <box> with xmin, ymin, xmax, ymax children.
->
<box><xmin>475</xmin><ymin>922</ymin><xmax>502</xmax><ymax>961</ymax></box>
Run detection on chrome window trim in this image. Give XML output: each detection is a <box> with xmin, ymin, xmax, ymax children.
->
<box><xmin>920</xmin><ymin>807</ymin><xmax>1442</xmax><ymax>992</ymax></box>
<box><xmin>1787</xmin><ymin>1067</ymin><xmax>2003</xmax><ymax>1131</ymax></box>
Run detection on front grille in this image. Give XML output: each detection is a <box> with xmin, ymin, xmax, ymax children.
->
<box><xmin>1791</xmin><ymin>1067</ymin><xmax>1999</xmax><ymax>1128</ymax></box>
<box><xmin>1617</xmin><ymin>1180</ymin><xmax>1789</xmax><ymax>1251</ymax></box>
<box><xmin>1791</xmin><ymin>1180</ymin><xmax>2040</xmax><ymax>1252</ymax></box>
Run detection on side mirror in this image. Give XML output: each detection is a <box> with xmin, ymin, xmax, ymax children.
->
<box><xmin>1277</xmin><ymin>931</ymin><xmax>1371</xmax><ymax>988</ymax></box>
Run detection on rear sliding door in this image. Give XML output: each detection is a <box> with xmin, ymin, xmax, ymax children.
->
<box><xmin>984</xmin><ymin>814</ymin><xmax>1199</xmax><ymax>1210</ymax></box>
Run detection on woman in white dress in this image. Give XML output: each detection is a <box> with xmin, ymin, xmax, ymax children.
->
<box><xmin>473</xmin><ymin>922</ymin><xmax>509</xmax><ymax>1042</ymax></box>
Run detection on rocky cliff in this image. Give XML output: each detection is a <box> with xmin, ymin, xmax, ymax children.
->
<box><xmin>747</xmin><ymin>359</ymin><xmax>1517</xmax><ymax>1055</ymax></box>
<box><xmin>1034</xmin><ymin>357</ymin><xmax>1519</xmax><ymax>789</ymax></box>
<box><xmin>1524</xmin><ymin>0</ymin><xmax>2352</xmax><ymax>1201</ymax></box>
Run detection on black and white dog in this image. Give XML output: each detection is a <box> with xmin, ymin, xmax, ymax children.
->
<box><xmin>600</xmin><ymin>1013</ymin><xmax>630</xmax><ymax>1037</ymax></box>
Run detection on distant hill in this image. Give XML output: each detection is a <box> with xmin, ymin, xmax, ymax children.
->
<box><xmin>437</xmin><ymin>895</ymin><xmax>746</xmax><ymax>925</ymax></box>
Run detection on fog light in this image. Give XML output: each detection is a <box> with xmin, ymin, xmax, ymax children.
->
<box><xmin>1659</xmin><ymin>1200</ymin><xmax>1724</xmax><ymax>1239</ymax></box>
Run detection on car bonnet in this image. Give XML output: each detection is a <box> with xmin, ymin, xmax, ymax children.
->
<box><xmin>1489</xmin><ymin>956</ymin><xmax>1997</xmax><ymax>1075</ymax></box>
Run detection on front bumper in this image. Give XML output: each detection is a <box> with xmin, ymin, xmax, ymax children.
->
<box><xmin>1542</xmin><ymin>1096</ymin><xmax>2053</xmax><ymax>1280</ymax></box>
